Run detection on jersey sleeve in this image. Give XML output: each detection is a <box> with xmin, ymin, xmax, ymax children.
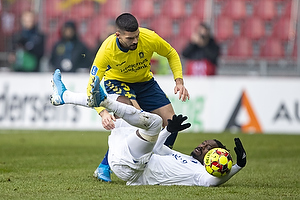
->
<box><xmin>164</xmin><ymin>47</ymin><xmax>183</xmax><ymax>80</ymax></box>
<box><xmin>152</xmin><ymin>32</ymin><xmax>183</xmax><ymax>80</ymax></box>
<box><xmin>196</xmin><ymin>164</ymin><xmax>243</xmax><ymax>187</ymax></box>
<box><xmin>86</xmin><ymin>41</ymin><xmax>110</xmax><ymax>113</ymax></box>
<box><xmin>152</xmin><ymin>128</ymin><xmax>173</xmax><ymax>155</ymax></box>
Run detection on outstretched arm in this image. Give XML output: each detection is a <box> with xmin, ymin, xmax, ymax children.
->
<box><xmin>153</xmin><ymin>115</ymin><xmax>191</xmax><ymax>155</ymax></box>
<box><xmin>198</xmin><ymin>138</ymin><xmax>246</xmax><ymax>187</ymax></box>
<box><xmin>199</xmin><ymin>164</ymin><xmax>242</xmax><ymax>187</ymax></box>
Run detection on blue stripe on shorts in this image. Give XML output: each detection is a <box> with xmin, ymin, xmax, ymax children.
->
<box><xmin>104</xmin><ymin>78</ymin><xmax>170</xmax><ymax>112</ymax></box>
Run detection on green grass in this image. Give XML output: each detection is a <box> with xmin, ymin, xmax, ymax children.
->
<box><xmin>0</xmin><ymin>130</ymin><xmax>299</xmax><ymax>200</ymax></box>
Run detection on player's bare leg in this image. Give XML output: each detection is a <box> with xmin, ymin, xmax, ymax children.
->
<box><xmin>129</xmin><ymin>99</ymin><xmax>142</xmax><ymax>110</ymax></box>
<box><xmin>151</xmin><ymin>104</ymin><xmax>175</xmax><ymax>127</ymax></box>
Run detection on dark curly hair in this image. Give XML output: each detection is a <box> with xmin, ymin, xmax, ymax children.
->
<box><xmin>214</xmin><ymin>139</ymin><xmax>230</xmax><ymax>152</ymax></box>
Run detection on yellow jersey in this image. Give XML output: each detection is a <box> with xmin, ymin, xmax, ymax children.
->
<box><xmin>87</xmin><ymin>27</ymin><xmax>183</xmax><ymax>113</ymax></box>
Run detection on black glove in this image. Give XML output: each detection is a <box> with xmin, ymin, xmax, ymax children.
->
<box><xmin>167</xmin><ymin>114</ymin><xmax>191</xmax><ymax>133</ymax></box>
<box><xmin>234</xmin><ymin>138</ymin><xmax>246</xmax><ymax>167</ymax></box>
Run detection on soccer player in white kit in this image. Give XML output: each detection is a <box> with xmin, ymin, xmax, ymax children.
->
<box><xmin>86</xmin><ymin>75</ymin><xmax>247</xmax><ymax>186</ymax></box>
<box><xmin>50</xmin><ymin>70</ymin><xmax>246</xmax><ymax>186</ymax></box>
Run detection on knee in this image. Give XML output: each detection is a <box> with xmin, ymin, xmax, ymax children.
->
<box><xmin>151</xmin><ymin>114</ymin><xmax>163</xmax><ymax>133</ymax></box>
<box><xmin>138</xmin><ymin>114</ymin><xmax>162</xmax><ymax>143</ymax></box>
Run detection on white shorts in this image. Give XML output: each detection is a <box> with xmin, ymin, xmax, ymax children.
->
<box><xmin>108</xmin><ymin>126</ymin><xmax>152</xmax><ymax>183</ymax></box>
<box><xmin>107</xmin><ymin>94</ymin><xmax>120</xmax><ymax>101</ymax></box>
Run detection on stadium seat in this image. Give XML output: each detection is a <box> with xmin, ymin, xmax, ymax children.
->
<box><xmin>81</xmin><ymin>31</ymin><xmax>96</xmax><ymax>50</ymax></box>
<box><xmin>41</xmin><ymin>18</ymin><xmax>59</xmax><ymax>34</ymax></box>
<box><xmin>161</xmin><ymin>0</ymin><xmax>185</xmax><ymax>19</ymax></box>
<box><xmin>170</xmin><ymin>36</ymin><xmax>189</xmax><ymax>54</ymax></box>
<box><xmin>86</xmin><ymin>14</ymin><xmax>112</xmax><ymax>41</ymax></box>
<box><xmin>179</xmin><ymin>17</ymin><xmax>199</xmax><ymax>38</ymax></box>
<box><xmin>9</xmin><ymin>0</ymin><xmax>32</xmax><ymax>16</ymax></box>
<box><xmin>183</xmin><ymin>0</ymin><xmax>193</xmax><ymax>17</ymax></box>
<box><xmin>241</xmin><ymin>17</ymin><xmax>265</xmax><ymax>40</ymax></box>
<box><xmin>260</xmin><ymin>37</ymin><xmax>284</xmax><ymax>59</ymax></box>
<box><xmin>100</xmin><ymin>0</ymin><xmax>123</xmax><ymax>18</ymax></box>
<box><xmin>253</xmin><ymin>0</ymin><xmax>277</xmax><ymax>21</ymax></box>
<box><xmin>44</xmin><ymin>0</ymin><xmax>63</xmax><ymax>19</ymax></box>
<box><xmin>215</xmin><ymin>16</ymin><xmax>234</xmax><ymax>41</ymax></box>
<box><xmin>150</xmin><ymin>17</ymin><xmax>173</xmax><ymax>38</ymax></box>
<box><xmin>191</xmin><ymin>0</ymin><xmax>206</xmax><ymax>19</ymax></box>
<box><xmin>131</xmin><ymin>0</ymin><xmax>154</xmax><ymax>19</ymax></box>
<box><xmin>272</xmin><ymin>17</ymin><xmax>292</xmax><ymax>41</ymax></box>
<box><xmin>282</xmin><ymin>0</ymin><xmax>292</xmax><ymax>18</ymax></box>
<box><xmin>70</xmin><ymin>1</ymin><xmax>95</xmax><ymax>20</ymax></box>
<box><xmin>221</xmin><ymin>0</ymin><xmax>247</xmax><ymax>20</ymax></box>
<box><xmin>227</xmin><ymin>37</ymin><xmax>253</xmax><ymax>58</ymax></box>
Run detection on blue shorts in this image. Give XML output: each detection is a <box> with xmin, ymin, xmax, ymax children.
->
<box><xmin>104</xmin><ymin>78</ymin><xmax>171</xmax><ymax>112</ymax></box>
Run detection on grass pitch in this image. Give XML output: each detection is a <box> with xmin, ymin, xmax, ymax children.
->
<box><xmin>0</xmin><ymin>130</ymin><xmax>299</xmax><ymax>200</ymax></box>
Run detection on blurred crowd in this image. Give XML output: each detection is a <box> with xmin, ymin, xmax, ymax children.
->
<box><xmin>7</xmin><ymin>11</ymin><xmax>96</xmax><ymax>73</ymax></box>
<box><xmin>4</xmin><ymin>10</ymin><xmax>220</xmax><ymax>76</ymax></box>
<box><xmin>0</xmin><ymin>0</ymin><xmax>297</xmax><ymax>76</ymax></box>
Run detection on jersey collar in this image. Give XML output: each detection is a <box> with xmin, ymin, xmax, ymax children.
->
<box><xmin>116</xmin><ymin>38</ymin><xmax>129</xmax><ymax>53</ymax></box>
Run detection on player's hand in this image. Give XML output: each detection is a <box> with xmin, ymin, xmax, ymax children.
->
<box><xmin>234</xmin><ymin>138</ymin><xmax>246</xmax><ymax>168</ymax></box>
<box><xmin>100</xmin><ymin>109</ymin><xmax>116</xmax><ymax>130</ymax></box>
<box><xmin>167</xmin><ymin>114</ymin><xmax>191</xmax><ymax>133</ymax></box>
<box><xmin>174</xmin><ymin>78</ymin><xmax>190</xmax><ymax>102</ymax></box>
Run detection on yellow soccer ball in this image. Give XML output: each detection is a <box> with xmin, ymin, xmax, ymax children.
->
<box><xmin>204</xmin><ymin>148</ymin><xmax>233</xmax><ymax>177</ymax></box>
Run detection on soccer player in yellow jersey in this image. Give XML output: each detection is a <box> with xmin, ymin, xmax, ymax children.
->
<box><xmin>88</xmin><ymin>13</ymin><xmax>189</xmax><ymax>128</ymax></box>
<box><xmin>88</xmin><ymin>13</ymin><xmax>190</xmax><ymax>182</ymax></box>
<box><xmin>51</xmin><ymin>13</ymin><xmax>189</xmax><ymax>182</ymax></box>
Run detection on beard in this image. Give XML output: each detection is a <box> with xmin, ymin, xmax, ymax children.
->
<box><xmin>190</xmin><ymin>148</ymin><xmax>204</xmax><ymax>165</ymax></box>
<box><xmin>190</xmin><ymin>151</ymin><xmax>197</xmax><ymax>158</ymax></box>
<box><xmin>129</xmin><ymin>43</ymin><xmax>137</xmax><ymax>50</ymax></box>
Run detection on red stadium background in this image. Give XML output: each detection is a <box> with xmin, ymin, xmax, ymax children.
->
<box><xmin>0</xmin><ymin>0</ymin><xmax>299</xmax><ymax>75</ymax></box>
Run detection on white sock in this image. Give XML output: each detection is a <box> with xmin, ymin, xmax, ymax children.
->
<box><xmin>62</xmin><ymin>90</ymin><xmax>88</xmax><ymax>107</ymax></box>
<box><xmin>101</xmin><ymin>98</ymin><xmax>162</xmax><ymax>134</ymax></box>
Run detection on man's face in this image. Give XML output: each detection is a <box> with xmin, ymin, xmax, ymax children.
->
<box><xmin>198</xmin><ymin>26</ymin><xmax>209</xmax><ymax>38</ymax></box>
<box><xmin>63</xmin><ymin>27</ymin><xmax>75</xmax><ymax>40</ymax></box>
<box><xmin>21</xmin><ymin>12</ymin><xmax>35</xmax><ymax>30</ymax></box>
<box><xmin>191</xmin><ymin>140</ymin><xmax>219</xmax><ymax>164</ymax></box>
<box><xmin>196</xmin><ymin>25</ymin><xmax>210</xmax><ymax>46</ymax></box>
<box><xmin>116</xmin><ymin>29</ymin><xmax>139</xmax><ymax>50</ymax></box>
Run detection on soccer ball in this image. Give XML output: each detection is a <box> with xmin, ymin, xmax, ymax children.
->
<box><xmin>204</xmin><ymin>148</ymin><xmax>233</xmax><ymax>177</ymax></box>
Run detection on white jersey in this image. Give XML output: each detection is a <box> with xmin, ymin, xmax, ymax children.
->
<box><xmin>108</xmin><ymin>119</ymin><xmax>242</xmax><ymax>187</ymax></box>
<box><xmin>131</xmin><ymin>151</ymin><xmax>241</xmax><ymax>186</ymax></box>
